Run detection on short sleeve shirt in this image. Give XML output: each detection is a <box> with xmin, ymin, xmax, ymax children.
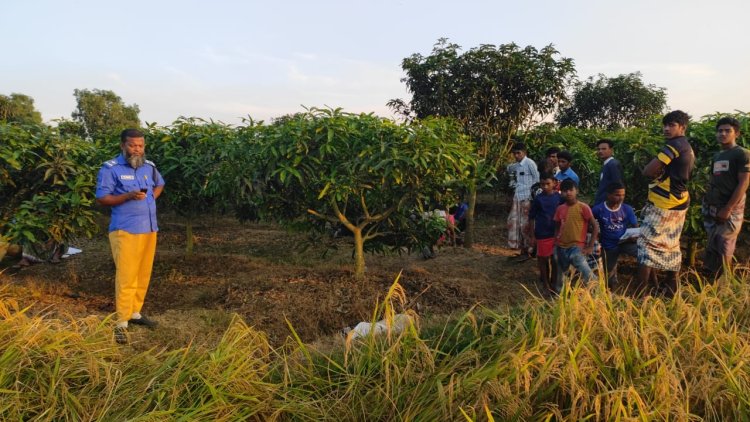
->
<box><xmin>529</xmin><ymin>192</ymin><xmax>561</xmax><ymax>239</ymax></box>
<box><xmin>96</xmin><ymin>154</ymin><xmax>165</xmax><ymax>234</ymax></box>
<box><xmin>554</xmin><ymin>201</ymin><xmax>593</xmax><ymax>248</ymax></box>
<box><xmin>555</xmin><ymin>168</ymin><xmax>580</xmax><ymax>187</ymax></box>
<box><xmin>703</xmin><ymin>145</ymin><xmax>750</xmax><ymax>208</ymax></box>
<box><xmin>648</xmin><ymin>136</ymin><xmax>694</xmax><ymax>210</ymax></box>
<box><xmin>592</xmin><ymin>202</ymin><xmax>637</xmax><ymax>250</ymax></box>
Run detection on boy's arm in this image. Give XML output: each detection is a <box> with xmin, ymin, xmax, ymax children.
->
<box><xmin>627</xmin><ymin>205</ymin><xmax>639</xmax><ymax>228</ymax></box>
<box><xmin>553</xmin><ymin>206</ymin><xmax>561</xmax><ymax>241</ymax></box>
<box><xmin>584</xmin><ymin>216</ymin><xmax>598</xmax><ymax>255</ymax></box>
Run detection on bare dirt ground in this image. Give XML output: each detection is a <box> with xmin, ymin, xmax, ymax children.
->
<box><xmin>1</xmin><ymin>195</ymin><xmax>742</xmax><ymax>351</ymax></box>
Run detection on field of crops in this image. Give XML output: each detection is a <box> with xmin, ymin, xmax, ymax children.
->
<box><xmin>2</xmin><ymin>259</ymin><xmax>750</xmax><ymax>420</ymax></box>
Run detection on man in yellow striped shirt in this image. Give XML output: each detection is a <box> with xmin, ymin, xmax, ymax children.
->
<box><xmin>637</xmin><ymin>110</ymin><xmax>695</xmax><ymax>297</ymax></box>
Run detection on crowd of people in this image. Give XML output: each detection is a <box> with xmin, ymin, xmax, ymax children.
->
<box><xmin>507</xmin><ymin>111</ymin><xmax>750</xmax><ymax>297</ymax></box>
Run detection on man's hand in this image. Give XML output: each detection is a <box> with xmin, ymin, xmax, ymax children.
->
<box><xmin>715</xmin><ymin>206</ymin><xmax>731</xmax><ymax>223</ymax></box>
<box><xmin>130</xmin><ymin>191</ymin><xmax>146</xmax><ymax>201</ymax></box>
<box><xmin>583</xmin><ymin>245</ymin><xmax>593</xmax><ymax>256</ymax></box>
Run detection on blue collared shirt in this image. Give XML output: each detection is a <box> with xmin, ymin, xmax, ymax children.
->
<box><xmin>96</xmin><ymin>154</ymin><xmax>165</xmax><ymax>234</ymax></box>
<box><xmin>555</xmin><ymin>168</ymin><xmax>580</xmax><ymax>187</ymax></box>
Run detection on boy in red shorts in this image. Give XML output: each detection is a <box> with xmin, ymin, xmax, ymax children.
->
<box><xmin>529</xmin><ymin>173</ymin><xmax>561</xmax><ymax>295</ymax></box>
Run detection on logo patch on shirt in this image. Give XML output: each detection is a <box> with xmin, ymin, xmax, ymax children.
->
<box><xmin>713</xmin><ymin>160</ymin><xmax>729</xmax><ymax>174</ymax></box>
<box><xmin>120</xmin><ymin>175</ymin><xmax>136</xmax><ymax>181</ymax></box>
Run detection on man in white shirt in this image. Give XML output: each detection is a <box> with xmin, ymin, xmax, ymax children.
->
<box><xmin>506</xmin><ymin>142</ymin><xmax>539</xmax><ymax>259</ymax></box>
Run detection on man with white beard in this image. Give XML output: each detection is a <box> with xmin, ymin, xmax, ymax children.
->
<box><xmin>96</xmin><ymin>129</ymin><xmax>165</xmax><ymax>344</ymax></box>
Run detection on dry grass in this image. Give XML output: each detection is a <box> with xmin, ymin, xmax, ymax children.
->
<box><xmin>2</xmin><ymin>268</ymin><xmax>750</xmax><ymax>420</ymax></box>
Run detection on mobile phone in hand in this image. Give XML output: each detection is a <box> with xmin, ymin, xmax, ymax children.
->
<box><xmin>140</xmin><ymin>188</ymin><xmax>148</xmax><ymax>193</ymax></box>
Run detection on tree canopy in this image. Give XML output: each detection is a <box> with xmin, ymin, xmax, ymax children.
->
<box><xmin>556</xmin><ymin>72</ymin><xmax>667</xmax><ymax>130</ymax></box>
<box><xmin>232</xmin><ymin>108</ymin><xmax>476</xmax><ymax>279</ymax></box>
<box><xmin>144</xmin><ymin>118</ymin><xmax>236</xmax><ymax>254</ymax></box>
<box><xmin>71</xmin><ymin>89</ymin><xmax>141</xmax><ymax>139</ymax></box>
<box><xmin>391</xmin><ymin>38</ymin><xmax>576</xmax><ymax>159</ymax></box>
<box><xmin>0</xmin><ymin>93</ymin><xmax>42</xmax><ymax>125</ymax></box>
<box><xmin>0</xmin><ymin>123</ymin><xmax>99</xmax><ymax>249</ymax></box>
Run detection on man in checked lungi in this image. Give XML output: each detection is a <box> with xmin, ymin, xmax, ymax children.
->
<box><xmin>506</xmin><ymin>142</ymin><xmax>540</xmax><ymax>261</ymax></box>
<box><xmin>637</xmin><ymin>110</ymin><xmax>695</xmax><ymax>297</ymax></box>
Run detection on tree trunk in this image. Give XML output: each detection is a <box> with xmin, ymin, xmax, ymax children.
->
<box><xmin>352</xmin><ymin>228</ymin><xmax>366</xmax><ymax>280</ymax></box>
<box><xmin>463</xmin><ymin>183</ymin><xmax>477</xmax><ymax>248</ymax></box>
<box><xmin>186</xmin><ymin>221</ymin><xmax>194</xmax><ymax>255</ymax></box>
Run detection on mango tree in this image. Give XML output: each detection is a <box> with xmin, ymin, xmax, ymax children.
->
<box><xmin>145</xmin><ymin>118</ymin><xmax>234</xmax><ymax>254</ymax></box>
<box><xmin>245</xmin><ymin>108</ymin><xmax>476</xmax><ymax>280</ymax></box>
<box><xmin>391</xmin><ymin>39</ymin><xmax>576</xmax><ymax>247</ymax></box>
<box><xmin>556</xmin><ymin>72</ymin><xmax>667</xmax><ymax>130</ymax></box>
<box><xmin>0</xmin><ymin>123</ymin><xmax>99</xmax><ymax>259</ymax></box>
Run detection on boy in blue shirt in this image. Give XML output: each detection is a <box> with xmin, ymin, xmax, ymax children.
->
<box><xmin>529</xmin><ymin>173</ymin><xmax>561</xmax><ymax>295</ymax></box>
<box><xmin>554</xmin><ymin>150</ymin><xmax>580</xmax><ymax>187</ymax></box>
<box><xmin>592</xmin><ymin>182</ymin><xmax>638</xmax><ymax>288</ymax></box>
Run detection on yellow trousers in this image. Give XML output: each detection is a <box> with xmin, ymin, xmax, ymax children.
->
<box><xmin>109</xmin><ymin>231</ymin><xmax>157</xmax><ymax>324</ymax></box>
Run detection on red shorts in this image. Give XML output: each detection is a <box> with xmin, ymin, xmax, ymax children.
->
<box><xmin>536</xmin><ymin>238</ymin><xmax>555</xmax><ymax>257</ymax></box>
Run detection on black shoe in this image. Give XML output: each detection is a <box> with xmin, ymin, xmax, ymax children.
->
<box><xmin>114</xmin><ymin>327</ymin><xmax>128</xmax><ymax>344</ymax></box>
<box><xmin>128</xmin><ymin>315</ymin><xmax>157</xmax><ymax>329</ymax></box>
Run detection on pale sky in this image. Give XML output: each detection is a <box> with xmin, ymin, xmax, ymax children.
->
<box><xmin>2</xmin><ymin>0</ymin><xmax>748</xmax><ymax>125</ymax></box>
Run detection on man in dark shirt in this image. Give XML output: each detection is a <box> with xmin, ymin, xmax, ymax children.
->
<box><xmin>702</xmin><ymin>117</ymin><xmax>750</xmax><ymax>277</ymax></box>
<box><xmin>594</xmin><ymin>139</ymin><xmax>624</xmax><ymax>205</ymax></box>
<box><xmin>637</xmin><ymin>110</ymin><xmax>695</xmax><ymax>297</ymax></box>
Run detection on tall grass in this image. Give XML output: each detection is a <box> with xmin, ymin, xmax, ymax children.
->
<box><xmin>1</xmin><ymin>270</ymin><xmax>750</xmax><ymax>420</ymax></box>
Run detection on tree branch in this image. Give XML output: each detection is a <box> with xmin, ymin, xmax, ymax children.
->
<box><xmin>329</xmin><ymin>201</ymin><xmax>358</xmax><ymax>233</ymax></box>
<box><xmin>359</xmin><ymin>192</ymin><xmax>371</xmax><ymax>221</ymax></box>
<box><xmin>306</xmin><ymin>208</ymin><xmax>340</xmax><ymax>225</ymax></box>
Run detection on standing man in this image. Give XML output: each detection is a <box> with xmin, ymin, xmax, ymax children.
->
<box><xmin>554</xmin><ymin>150</ymin><xmax>580</xmax><ymax>187</ymax></box>
<box><xmin>637</xmin><ymin>110</ymin><xmax>694</xmax><ymax>297</ymax></box>
<box><xmin>506</xmin><ymin>142</ymin><xmax>539</xmax><ymax>260</ymax></box>
<box><xmin>702</xmin><ymin>117</ymin><xmax>750</xmax><ymax>277</ymax></box>
<box><xmin>593</xmin><ymin>139</ymin><xmax>624</xmax><ymax>205</ymax></box>
<box><xmin>96</xmin><ymin>129</ymin><xmax>165</xmax><ymax>344</ymax></box>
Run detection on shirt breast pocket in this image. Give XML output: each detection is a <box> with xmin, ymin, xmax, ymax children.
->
<box><xmin>120</xmin><ymin>180</ymin><xmax>139</xmax><ymax>193</ymax></box>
